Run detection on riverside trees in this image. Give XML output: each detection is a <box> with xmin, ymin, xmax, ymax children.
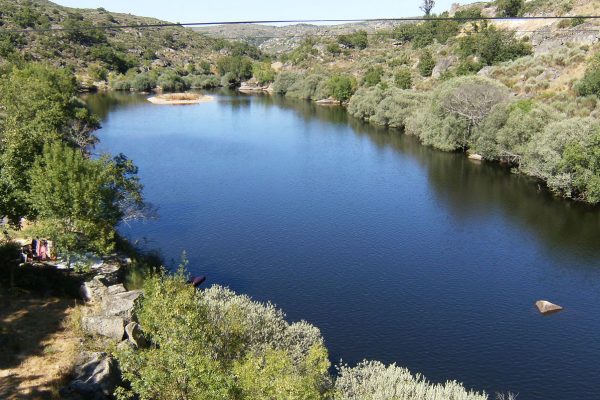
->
<box><xmin>0</xmin><ymin>63</ymin><xmax>147</xmax><ymax>256</ymax></box>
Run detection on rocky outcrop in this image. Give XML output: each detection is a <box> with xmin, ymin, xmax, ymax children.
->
<box><xmin>536</xmin><ymin>300</ymin><xmax>563</xmax><ymax>314</ymax></box>
<box><xmin>60</xmin><ymin>352</ymin><xmax>121</xmax><ymax>400</ymax></box>
<box><xmin>82</xmin><ymin>315</ymin><xmax>126</xmax><ymax>340</ymax></box>
<box><xmin>101</xmin><ymin>290</ymin><xmax>142</xmax><ymax>321</ymax></box>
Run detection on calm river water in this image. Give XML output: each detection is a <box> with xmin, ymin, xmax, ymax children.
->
<box><xmin>89</xmin><ymin>91</ymin><xmax>600</xmax><ymax>399</ymax></box>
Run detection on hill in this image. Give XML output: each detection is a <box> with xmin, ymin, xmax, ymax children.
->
<box><xmin>0</xmin><ymin>0</ymin><xmax>263</xmax><ymax>89</ymax></box>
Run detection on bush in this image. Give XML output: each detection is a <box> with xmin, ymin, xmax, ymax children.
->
<box><xmin>394</xmin><ymin>68</ymin><xmax>413</xmax><ymax>89</ymax></box>
<box><xmin>406</xmin><ymin>76</ymin><xmax>509</xmax><ymax>151</ymax></box>
<box><xmin>335</xmin><ymin>361</ymin><xmax>488</xmax><ymax>400</ymax></box>
<box><xmin>348</xmin><ymin>87</ymin><xmax>428</xmax><ymax>129</ymax></box>
<box><xmin>496</xmin><ymin>0</ymin><xmax>524</xmax><ymax>17</ymax></box>
<box><xmin>157</xmin><ymin>71</ymin><xmax>188</xmax><ymax>92</ymax></box>
<box><xmin>253</xmin><ymin>62</ymin><xmax>276</xmax><ymax>85</ymax></box>
<box><xmin>457</xmin><ymin>25</ymin><xmax>532</xmax><ymax>66</ymax></box>
<box><xmin>362</xmin><ymin>66</ymin><xmax>384</xmax><ymax>87</ymax></box>
<box><xmin>521</xmin><ymin>118</ymin><xmax>600</xmax><ymax>203</ymax></box>
<box><xmin>217</xmin><ymin>56</ymin><xmax>254</xmax><ymax>80</ymax></box>
<box><xmin>286</xmin><ymin>74</ymin><xmax>331</xmax><ymax>100</ymax></box>
<box><xmin>115</xmin><ymin>270</ymin><xmax>332</xmax><ymax>400</ymax></box>
<box><xmin>327</xmin><ymin>74</ymin><xmax>358</xmax><ymax>103</ymax></box>
<box><xmin>327</xmin><ymin>42</ymin><xmax>342</xmax><ymax>55</ymax></box>
<box><xmin>575</xmin><ymin>55</ymin><xmax>600</xmax><ymax>97</ymax></box>
<box><xmin>221</xmin><ymin>72</ymin><xmax>238</xmax><ymax>88</ymax></box>
<box><xmin>418</xmin><ymin>50</ymin><xmax>436</xmax><ymax>77</ymax></box>
<box><xmin>273</xmin><ymin>71</ymin><xmax>302</xmax><ymax>95</ymax></box>
<box><xmin>110</xmin><ymin>76</ymin><xmax>132</xmax><ymax>91</ymax></box>
<box><xmin>190</xmin><ymin>75</ymin><xmax>221</xmax><ymax>89</ymax></box>
<box><xmin>338</xmin><ymin>31</ymin><xmax>368</xmax><ymax>50</ymax></box>
<box><xmin>131</xmin><ymin>73</ymin><xmax>157</xmax><ymax>92</ymax></box>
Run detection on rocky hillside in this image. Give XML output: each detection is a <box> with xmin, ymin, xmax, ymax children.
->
<box><xmin>195</xmin><ymin>20</ymin><xmax>410</xmax><ymax>54</ymax></box>
<box><xmin>0</xmin><ymin>0</ymin><xmax>261</xmax><ymax>88</ymax></box>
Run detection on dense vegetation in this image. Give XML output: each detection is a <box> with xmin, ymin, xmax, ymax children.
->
<box><xmin>114</xmin><ymin>269</ymin><xmax>489</xmax><ymax>400</ymax></box>
<box><xmin>0</xmin><ymin>62</ymin><xmax>147</xmax><ymax>260</ymax></box>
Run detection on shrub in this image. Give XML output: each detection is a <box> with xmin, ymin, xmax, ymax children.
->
<box><xmin>157</xmin><ymin>71</ymin><xmax>188</xmax><ymax>92</ymax></box>
<box><xmin>362</xmin><ymin>66</ymin><xmax>384</xmax><ymax>87</ymax></box>
<box><xmin>88</xmin><ymin>63</ymin><xmax>108</xmax><ymax>81</ymax></box>
<box><xmin>190</xmin><ymin>75</ymin><xmax>221</xmax><ymax>89</ymax></box>
<box><xmin>273</xmin><ymin>71</ymin><xmax>302</xmax><ymax>95</ymax></box>
<box><xmin>110</xmin><ymin>76</ymin><xmax>132</xmax><ymax>91</ymax></box>
<box><xmin>220</xmin><ymin>72</ymin><xmax>238</xmax><ymax>88</ymax></box>
<box><xmin>457</xmin><ymin>25</ymin><xmax>532</xmax><ymax>66</ymax></box>
<box><xmin>286</xmin><ymin>74</ymin><xmax>331</xmax><ymax>100</ymax></box>
<box><xmin>406</xmin><ymin>76</ymin><xmax>509</xmax><ymax>151</ymax></box>
<box><xmin>131</xmin><ymin>73</ymin><xmax>157</xmax><ymax>92</ymax></box>
<box><xmin>115</xmin><ymin>270</ymin><xmax>332</xmax><ymax>400</ymax></box>
<box><xmin>394</xmin><ymin>68</ymin><xmax>413</xmax><ymax>89</ymax></box>
<box><xmin>335</xmin><ymin>361</ymin><xmax>488</xmax><ymax>400</ymax></box>
<box><xmin>327</xmin><ymin>74</ymin><xmax>358</xmax><ymax>103</ymax></box>
<box><xmin>338</xmin><ymin>31</ymin><xmax>368</xmax><ymax>50</ymax></box>
<box><xmin>575</xmin><ymin>55</ymin><xmax>600</xmax><ymax>97</ymax></box>
<box><xmin>496</xmin><ymin>0</ymin><xmax>524</xmax><ymax>17</ymax></box>
<box><xmin>521</xmin><ymin>118</ymin><xmax>600</xmax><ymax>202</ymax></box>
<box><xmin>418</xmin><ymin>50</ymin><xmax>436</xmax><ymax>77</ymax></box>
<box><xmin>327</xmin><ymin>42</ymin><xmax>342</xmax><ymax>55</ymax></box>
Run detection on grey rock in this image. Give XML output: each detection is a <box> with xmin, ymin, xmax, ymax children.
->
<box><xmin>432</xmin><ymin>56</ymin><xmax>457</xmax><ymax>79</ymax></box>
<box><xmin>125</xmin><ymin>322</ymin><xmax>148</xmax><ymax>348</ymax></box>
<box><xmin>82</xmin><ymin>315</ymin><xmax>125</xmax><ymax>340</ymax></box>
<box><xmin>106</xmin><ymin>284</ymin><xmax>127</xmax><ymax>296</ymax></box>
<box><xmin>60</xmin><ymin>352</ymin><xmax>121</xmax><ymax>400</ymax></box>
<box><xmin>102</xmin><ymin>290</ymin><xmax>142</xmax><ymax>321</ymax></box>
<box><xmin>80</xmin><ymin>277</ymin><xmax>108</xmax><ymax>302</ymax></box>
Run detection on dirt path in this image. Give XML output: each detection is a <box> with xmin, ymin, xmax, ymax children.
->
<box><xmin>0</xmin><ymin>293</ymin><xmax>81</xmax><ymax>400</ymax></box>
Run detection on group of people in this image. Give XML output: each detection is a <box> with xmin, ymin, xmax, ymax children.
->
<box><xmin>20</xmin><ymin>238</ymin><xmax>54</xmax><ymax>263</ymax></box>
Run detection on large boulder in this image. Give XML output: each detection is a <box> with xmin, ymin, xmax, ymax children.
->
<box><xmin>80</xmin><ymin>277</ymin><xmax>109</xmax><ymax>302</ymax></box>
<box><xmin>432</xmin><ymin>56</ymin><xmax>457</xmax><ymax>79</ymax></box>
<box><xmin>536</xmin><ymin>300</ymin><xmax>563</xmax><ymax>314</ymax></box>
<box><xmin>60</xmin><ymin>352</ymin><xmax>121</xmax><ymax>400</ymax></box>
<box><xmin>101</xmin><ymin>290</ymin><xmax>143</xmax><ymax>321</ymax></box>
<box><xmin>82</xmin><ymin>315</ymin><xmax>125</xmax><ymax>340</ymax></box>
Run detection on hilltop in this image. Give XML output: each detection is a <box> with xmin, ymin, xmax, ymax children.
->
<box><xmin>0</xmin><ymin>0</ymin><xmax>263</xmax><ymax>89</ymax></box>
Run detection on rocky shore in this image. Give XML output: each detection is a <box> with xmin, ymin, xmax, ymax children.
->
<box><xmin>60</xmin><ymin>259</ymin><xmax>146</xmax><ymax>399</ymax></box>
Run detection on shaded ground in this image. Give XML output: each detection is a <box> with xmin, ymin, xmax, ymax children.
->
<box><xmin>0</xmin><ymin>291</ymin><xmax>81</xmax><ymax>400</ymax></box>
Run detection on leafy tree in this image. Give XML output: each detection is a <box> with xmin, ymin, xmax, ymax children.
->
<box><xmin>362</xmin><ymin>66</ymin><xmax>384</xmax><ymax>87</ymax></box>
<box><xmin>273</xmin><ymin>71</ymin><xmax>302</xmax><ymax>95</ymax></box>
<box><xmin>252</xmin><ymin>62</ymin><xmax>276</xmax><ymax>85</ymax></box>
<box><xmin>157</xmin><ymin>71</ymin><xmax>188</xmax><ymax>92</ymax></box>
<box><xmin>216</xmin><ymin>56</ymin><xmax>253</xmax><ymax>81</ymax></box>
<box><xmin>338</xmin><ymin>31</ymin><xmax>368</xmax><ymax>50</ymax></box>
<box><xmin>575</xmin><ymin>54</ymin><xmax>600</xmax><ymax>97</ymax></box>
<box><xmin>418</xmin><ymin>50</ymin><xmax>436</xmax><ymax>77</ymax></box>
<box><xmin>496</xmin><ymin>0</ymin><xmax>524</xmax><ymax>17</ymax></box>
<box><xmin>327</xmin><ymin>74</ymin><xmax>357</xmax><ymax>103</ymax></box>
<box><xmin>63</xmin><ymin>13</ymin><xmax>107</xmax><ymax>46</ymax></box>
<box><xmin>131</xmin><ymin>73</ymin><xmax>157</xmax><ymax>92</ymax></box>
<box><xmin>27</xmin><ymin>143</ymin><xmax>146</xmax><ymax>257</ymax></box>
<box><xmin>12</xmin><ymin>5</ymin><xmax>41</xmax><ymax>28</ymax></box>
<box><xmin>0</xmin><ymin>64</ymin><xmax>99</xmax><ymax>223</ymax></box>
<box><xmin>456</xmin><ymin>24</ymin><xmax>531</xmax><ymax>66</ymax></box>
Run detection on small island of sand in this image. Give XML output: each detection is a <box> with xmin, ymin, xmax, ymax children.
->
<box><xmin>147</xmin><ymin>93</ymin><xmax>214</xmax><ymax>105</ymax></box>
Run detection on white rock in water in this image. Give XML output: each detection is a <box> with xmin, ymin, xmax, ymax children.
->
<box><xmin>536</xmin><ymin>300</ymin><xmax>563</xmax><ymax>314</ymax></box>
<box><xmin>468</xmin><ymin>153</ymin><xmax>483</xmax><ymax>161</ymax></box>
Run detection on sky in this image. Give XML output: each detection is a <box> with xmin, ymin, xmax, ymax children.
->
<box><xmin>53</xmin><ymin>0</ymin><xmax>475</xmax><ymax>24</ymax></box>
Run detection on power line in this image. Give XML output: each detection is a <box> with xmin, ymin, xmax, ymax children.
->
<box><xmin>1</xmin><ymin>15</ymin><xmax>600</xmax><ymax>34</ymax></box>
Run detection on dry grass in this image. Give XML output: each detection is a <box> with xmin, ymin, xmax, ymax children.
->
<box><xmin>148</xmin><ymin>93</ymin><xmax>214</xmax><ymax>105</ymax></box>
<box><xmin>0</xmin><ymin>293</ymin><xmax>83</xmax><ymax>400</ymax></box>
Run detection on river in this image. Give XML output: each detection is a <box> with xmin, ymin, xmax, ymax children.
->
<box><xmin>88</xmin><ymin>91</ymin><xmax>600</xmax><ymax>399</ymax></box>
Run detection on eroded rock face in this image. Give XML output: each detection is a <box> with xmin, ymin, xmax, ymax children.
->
<box><xmin>536</xmin><ymin>300</ymin><xmax>563</xmax><ymax>314</ymax></box>
<box><xmin>432</xmin><ymin>56</ymin><xmax>457</xmax><ymax>79</ymax></box>
<box><xmin>60</xmin><ymin>352</ymin><xmax>121</xmax><ymax>400</ymax></box>
<box><xmin>82</xmin><ymin>315</ymin><xmax>126</xmax><ymax>340</ymax></box>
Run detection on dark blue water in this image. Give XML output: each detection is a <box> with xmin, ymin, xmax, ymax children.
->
<box><xmin>90</xmin><ymin>92</ymin><xmax>600</xmax><ymax>399</ymax></box>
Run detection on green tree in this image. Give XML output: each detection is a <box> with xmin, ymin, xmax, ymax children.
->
<box><xmin>418</xmin><ymin>50</ymin><xmax>436</xmax><ymax>77</ymax></box>
<box><xmin>362</xmin><ymin>66</ymin><xmax>384</xmax><ymax>87</ymax></box>
<box><xmin>457</xmin><ymin>24</ymin><xmax>531</xmax><ymax>66</ymax></box>
<box><xmin>27</xmin><ymin>143</ymin><xmax>146</xmax><ymax>257</ymax></box>
<box><xmin>0</xmin><ymin>64</ymin><xmax>99</xmax><ymax>223</ymax></box>
<box><xmin>496</xmin><ymin>0</ymin><xmax>524</xmax><ymax>17</ymax></box>
<box><xmin>252</xmin><ymin>62</ymin><xmax>276</xmax><ymax>85</ymax></box>
<box><xmin>327</xmin><ymin>74</ymin><xmax>357</xmax><ymax>103</ymax></box>
<box><xmin>216</xmin><ymin>56</ymin><xmax>253</xmax><ymax>81</ymax></box>
<box><xmin>338</xmin><ymin>31</ymin><xmax>368</xmax><ymax>50</ymax></box>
